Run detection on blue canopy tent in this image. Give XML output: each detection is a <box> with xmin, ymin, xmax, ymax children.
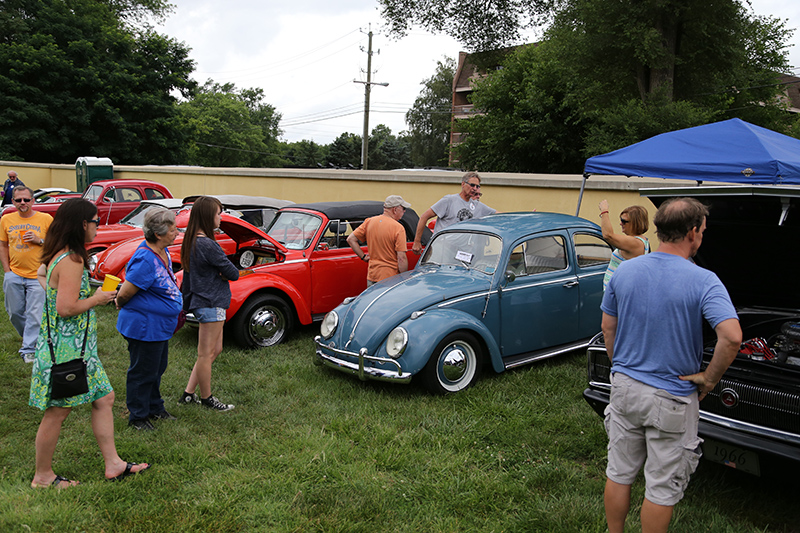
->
<box><xmin>577</xmin><ymin>118</ymin><xmax>800</xmax><ymax>213</ymax></box>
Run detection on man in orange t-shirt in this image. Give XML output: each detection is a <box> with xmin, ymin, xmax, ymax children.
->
<box><xmin>1</xmin><ymin>186</ymin><xmax>52</xmax><ymax>362</ymax></box>
<box><xmin>347</xmin><ymin>195</ymin><xmax>410</xmax><ymax>286</ymax></box>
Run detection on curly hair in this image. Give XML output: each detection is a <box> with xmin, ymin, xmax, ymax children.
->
<box><xmin>143</xmin><ymin>207</ymin><xmax>176</xmax><ymax>243</ymax></box>
<box><xmin>620</xmin><ymin>205</ymin><xmax>649</xmax><ymax>236</ymax></box>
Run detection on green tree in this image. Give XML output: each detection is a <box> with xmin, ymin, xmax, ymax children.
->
<box><xmin>379</xmin><ymin>0</ymin><xmax>554</xmax><ymax>51</ymax></box>
<box><xmin>398</xmin><ymin>0</ymin><xmax>796</xmax><ymax>172</ymax></box>
<box><xmin>405</xmin><ymin>57</ymin><xmax>455</xmax><ymax>167</ymax></box>
<box><xmin>0</xmin><ymin>0</ymin><xmax>194</xmax><ymax>164</ymax></box>
<box><xmin>178</xmin><ymin>81</ymin><xmax>283</xmax><ymax>168</ymax></box>
<box><xmin>326</xmin><ymin>132</ymin><xmax>362</xmax><ymax>168</ymax></box>
<box><xmin>368</xmin><ymin>124</ymin><xmax>413</xmax><ymax>170</ymax></box>
<box><xmin>280</xmin><ymin>140</ymin><xmax>328</xmax><ymax>168</ymax></box>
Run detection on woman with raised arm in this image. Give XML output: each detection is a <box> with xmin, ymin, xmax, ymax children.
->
<box><xmin>598</xmin><ymin>200</ymin><xmax>650</xmax><ymax>290</ymax></box>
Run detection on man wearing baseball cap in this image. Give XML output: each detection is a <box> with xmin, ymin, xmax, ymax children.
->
<box><xmin>347</xmin><ymin>195</ymin><xmax>411</xmax><ymax>286</ymax></box>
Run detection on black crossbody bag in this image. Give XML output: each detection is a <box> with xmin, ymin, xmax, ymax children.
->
<box><xmin>46</xmin><ymin>302</ymin><xmax>90</xmax><ymax>400</ymax></box>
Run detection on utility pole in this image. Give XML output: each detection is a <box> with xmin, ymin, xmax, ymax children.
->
<box><xmin>354</xmin><ymin>28</ymin><xmax>388</xmax><ymax>170</ymax></box>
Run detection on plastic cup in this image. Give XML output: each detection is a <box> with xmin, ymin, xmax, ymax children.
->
<box><xmin>101</xmin><ymin>274</ymin><xmax>121</xmax><ymax>292</ymax></box>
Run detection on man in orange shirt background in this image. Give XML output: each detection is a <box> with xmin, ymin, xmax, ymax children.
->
<box><xmin>1</xmin><ymin>186</ymin><xmax>53</xmax><ymax>362</ymax></box>
<box><xmin>347</xmin><ymin>195</ymin><xmax>410</xmax><ymax>286</ymax></box>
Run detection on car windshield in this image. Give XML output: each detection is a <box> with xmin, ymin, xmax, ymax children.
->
<box><xmin>83</xmin><ymin>184</ymin><xmax>103</xmax><ymax>202</ymax></box>
<box><xmin>420</xmin><ymin>231</ymin><xmax>502</xmax><ymax>275</ymax></box>
<box><xmin>266</xmin><ymin>211</ymin><xmax>322</xmax><ymax>250</ymax></box>
<box><xmin>119</xmin><ymin>203</ymin><xmax>158</xmax><ymax>227</ymax></box>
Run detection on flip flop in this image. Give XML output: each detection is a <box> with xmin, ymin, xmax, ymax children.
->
<box><xmin>32</xmin><ymin>474</ymin><xmax>79</xmax><ymax>489</ymax></box>
<box><xmin>107</xmin><ymin>462</ymin><xmax>151</xmax><ymax>482</ymax></box>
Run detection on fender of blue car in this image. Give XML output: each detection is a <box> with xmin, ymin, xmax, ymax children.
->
<box><xmin>397</xmin><ymin>307</ymin><xmax>504</xmax><ymax>375</ymax></box>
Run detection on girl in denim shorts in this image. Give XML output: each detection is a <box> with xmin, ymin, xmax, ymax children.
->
<box><xmin>179</xmin><ymin>197</ymin><xmax>240</xmax><ymax>412</ymax></box>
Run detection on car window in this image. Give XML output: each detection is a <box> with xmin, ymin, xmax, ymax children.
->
<box><xmin>145</xmin><ymin>188</ymin><xmax>165</xmax><ymax>200</ymax></box>
<box><xmin>420</xmin><ymin>231</ymin><xmax>502</xmax><ymax>275</ymax></box>
<box><xmin>321</xmin><ymin>219</ymin><xmax>366</xmax><ymax>249</ymax></box>
<box><xmin>573</xmin><ymin>233</ymin><xmax>612</xmax><ymax>267</ymax></box>
<box><xmin>507</xmin><ymin>235</ymin><xmax>567</xmax><ymax>277</ymax></box>
<box><xmin>116</xmin><ymin>188</ymin><xmax>142</xmax><ymax>202</ymax></box>
<box><xmin>84</xmin><ymin>185</ymin><xmax>103</xmax><ymax>202</ymax></box>
<box><xmin>228</xmin><ymin>208</ymin><xmax>279</xmax><ymax>231</ymax></box>
<box><xmin>266</xmin><ymin>211</ymin><xmax>322</xmax><ymax>250</ymax></box>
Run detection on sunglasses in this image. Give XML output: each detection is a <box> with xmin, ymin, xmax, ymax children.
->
<box><xmin>13</xmin><ymin>197</ymin><xmax>32</xmax><ymax>203</ymax></box>
<box><xmin>88</xmin><ymin>218</ymin><xmax>101</xmax><ymax>225</ymax></box>
<box><xmin>467</xmin><ymin>183</ymin><xmax>481</xmax><ymax>188</ymax></box>
<box><xmin>620</xmin><ymin>218</ymin><xmax>630</xmax><ymax>225</ymax></box>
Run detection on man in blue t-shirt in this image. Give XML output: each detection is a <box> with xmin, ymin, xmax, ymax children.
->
<box><xmin>600</xmin><ymin>197</ymin><xmax>741</xmax><ymax>533</ymax></box>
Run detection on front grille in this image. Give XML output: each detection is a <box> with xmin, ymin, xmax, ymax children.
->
<box><xmin>703</xmin><ymin>378</ymin><xmax>800</xmax><ymax>434</ymax></box>
<box><xmin>587</xmin><ymin>344</ymin><xmax>611</xmax><ymax>383</ymax></box>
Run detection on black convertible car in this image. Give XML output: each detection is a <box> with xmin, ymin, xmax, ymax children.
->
<box><xmin>584</xmin><ymin>185</ymin><xmax>800</xmax><ymax>476</ymax></box>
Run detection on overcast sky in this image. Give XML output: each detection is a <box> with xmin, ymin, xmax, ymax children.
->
<box><xmin>154</xmin><ymin>0</ymin><xmax>800</xmax><ymax>145</ymax></box>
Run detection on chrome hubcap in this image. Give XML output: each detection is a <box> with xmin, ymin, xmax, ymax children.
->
<box><xmin>441</xmin><ymin>344</ymin><xmax>469</xmax><ymax>382</ymax></box>
<box><xmin>251</xmin><ymin>307</ymin><xmax>285</xmax><ymax>345</ymax></box>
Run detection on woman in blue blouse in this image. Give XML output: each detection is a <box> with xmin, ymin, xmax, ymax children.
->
<box><xmin>115</xmin><ymin>208</ymin><xmax>182</xmax><ymax>431</ymax></box>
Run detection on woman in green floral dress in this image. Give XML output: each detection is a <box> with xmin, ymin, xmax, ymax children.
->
<box><xmin>29</xmin><ymin>199</ymin><xmax>150</xmax><ymax>488</ymax></box>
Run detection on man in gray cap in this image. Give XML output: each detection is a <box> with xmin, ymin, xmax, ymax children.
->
<box><xmin>347</xmin><ymin>195</ymin><xmax>411</xmax><ymax>286</ymax></box>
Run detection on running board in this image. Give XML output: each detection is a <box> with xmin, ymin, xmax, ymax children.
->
<box><xmin>503</xmin><ymin>338</ymin><xmax>593</xmax><ymax>370</ymax></box>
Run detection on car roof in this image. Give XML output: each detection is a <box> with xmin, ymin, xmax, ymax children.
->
<box><xmin>285</xmin><ymin>201</ymin><xmax>386</xmax><ymax>220</ymax></box>
<box><xmin>440</xmin><ymin>212</ymin><xmax>601</xmax><ymax>240</ymax></box>
<box><xmin>182</xmin><ymin>194</ymin><xmax>294</xmax><ymax>209</ymax></box>
<box><xmin>87</xmin><ymin>179</ymin><xmax>167</xmax><ymax>187</ymax></box>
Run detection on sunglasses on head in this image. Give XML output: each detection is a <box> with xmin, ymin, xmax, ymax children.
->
<box><xmin>13</xmin><ymin>197</ymin><xmax>32</xmax><ymax>203</ymax></box>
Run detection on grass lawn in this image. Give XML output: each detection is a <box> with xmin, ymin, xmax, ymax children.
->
<box><xmin>1</xmin><ymin>292</ymin><xmax>798</xmax><ymax>532</ymax></box>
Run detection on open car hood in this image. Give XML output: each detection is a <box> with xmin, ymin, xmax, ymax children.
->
<box><xmin>642</xmin><ymin>185</ymin><xmax>800</xmax><ymax>310</ymax></box>
<box><xmin>219</xmin><ymin>213</ymin><xmax>288</xmax><ymax>254</ymax></box>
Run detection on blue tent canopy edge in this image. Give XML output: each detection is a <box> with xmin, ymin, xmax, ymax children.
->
<box><xmin>583</xmin><ymin>118</ymin><xmax>800</xmax><ymax>186</ymax></box>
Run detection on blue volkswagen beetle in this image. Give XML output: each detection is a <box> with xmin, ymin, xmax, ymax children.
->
<box><xmin>314</xmin><ymin>212</ymin><xmax>612</xmax><ymax>393</ymax></box>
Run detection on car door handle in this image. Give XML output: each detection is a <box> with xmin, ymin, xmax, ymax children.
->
<box><xmin>563</xmin><ymin>281</ymin><xmax>579</xmax><ymax>288</ymax></box>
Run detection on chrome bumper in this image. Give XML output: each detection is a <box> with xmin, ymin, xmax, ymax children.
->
<box><xmin>313</xmin><ymin>336</ymin><xmax>412</xmax><ymax>384</ymax></box>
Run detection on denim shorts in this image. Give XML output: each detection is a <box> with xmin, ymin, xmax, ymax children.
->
<box><xmin>192</xmin><ymin>307</ymin><xmax>227</xmax><ymax>323</ymax></box>
<box><xmin>603</xmin><ymin>372</ymin><xmax>702</xmax><ymax>507</ymax></box>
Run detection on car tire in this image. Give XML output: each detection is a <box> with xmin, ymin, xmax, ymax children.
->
<box><xmin>231</xmin><ymin>294</ymin><xmax>293</xmax><ymax>348</ymax></box>
<box><xmin>421</xmin><ymin>331</ymin><xmax>483</xmax><ymax>394</ymax></box>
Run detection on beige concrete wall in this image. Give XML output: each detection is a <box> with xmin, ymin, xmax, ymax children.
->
<box><xmin>4</xmin><ymin>160</ymin><xmax>698</xmax><ymax>245</ymax></box>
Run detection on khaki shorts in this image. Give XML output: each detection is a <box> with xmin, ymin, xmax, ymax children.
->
<box><xmin>603</xmin><ymin>372</ymin><xmax>702</xmax><ymax>507</ymax></box>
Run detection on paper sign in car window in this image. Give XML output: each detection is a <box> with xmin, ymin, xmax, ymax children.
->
<box><xmin>455</xmin><ymin>250</ymin><xmax>473</xmax><ymax>263</ymax></box>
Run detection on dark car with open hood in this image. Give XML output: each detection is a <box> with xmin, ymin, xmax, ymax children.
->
<box><xmin>584</xmin><ymin>185</ymin><xmax>800</xmax><ymax>476</ymax></box>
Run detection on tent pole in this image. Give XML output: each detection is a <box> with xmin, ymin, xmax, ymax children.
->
<box><xmin>576</xmin><ymin>173</ymin><xmax>589</xmax><ymax>216</ymax></box>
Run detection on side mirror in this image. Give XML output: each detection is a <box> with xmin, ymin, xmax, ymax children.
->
<box><xmin>505</xmin><ymin>270</ymin><xmax>516</xmax><ymax>283</ymax></box>
<box><xmin>317</xmin><ymin>242</ymin><xmax>329</xmax><ymax>251</ymax></box>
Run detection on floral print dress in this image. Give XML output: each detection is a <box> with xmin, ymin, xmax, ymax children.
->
<box><xmin>29</xmin><ymin>252</ymin><xmax>113</xmax><ymax>410</ymax></box>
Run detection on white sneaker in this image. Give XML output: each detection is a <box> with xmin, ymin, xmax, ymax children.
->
<box><xmin>22</xmin><ymin>353</ymin><xmax>35</xmax><ymax>364</ymax></box>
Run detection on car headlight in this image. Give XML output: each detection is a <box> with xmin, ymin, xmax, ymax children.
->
<box><xmin>385</xmin><ymin>327</ymin><xmax>408</xmax><ymax>358</ymax></box>
<box><xmin>320</xmin><ymin>311</ymin><xmax>338</xmax><ymax>339</ymax></box>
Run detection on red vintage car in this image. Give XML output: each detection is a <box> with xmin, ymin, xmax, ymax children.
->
<box><xmin>2</xmin><ymin>179</ymin><xmax>173</xmax><ymax>224</ymax></box>
<box><xmin>86</xmin><ymin>198</ymin><xmax>185</xmax><ymax>257</ymax></box>
<box><xmin>90</xmin><ymin>195</ymin><xmax>292</xmax><ymax>282</ymax></box>
<box><xmin>178</xmin><ymin>201</ymin><xmax>431</xmax><ymax>348</ymax></box>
